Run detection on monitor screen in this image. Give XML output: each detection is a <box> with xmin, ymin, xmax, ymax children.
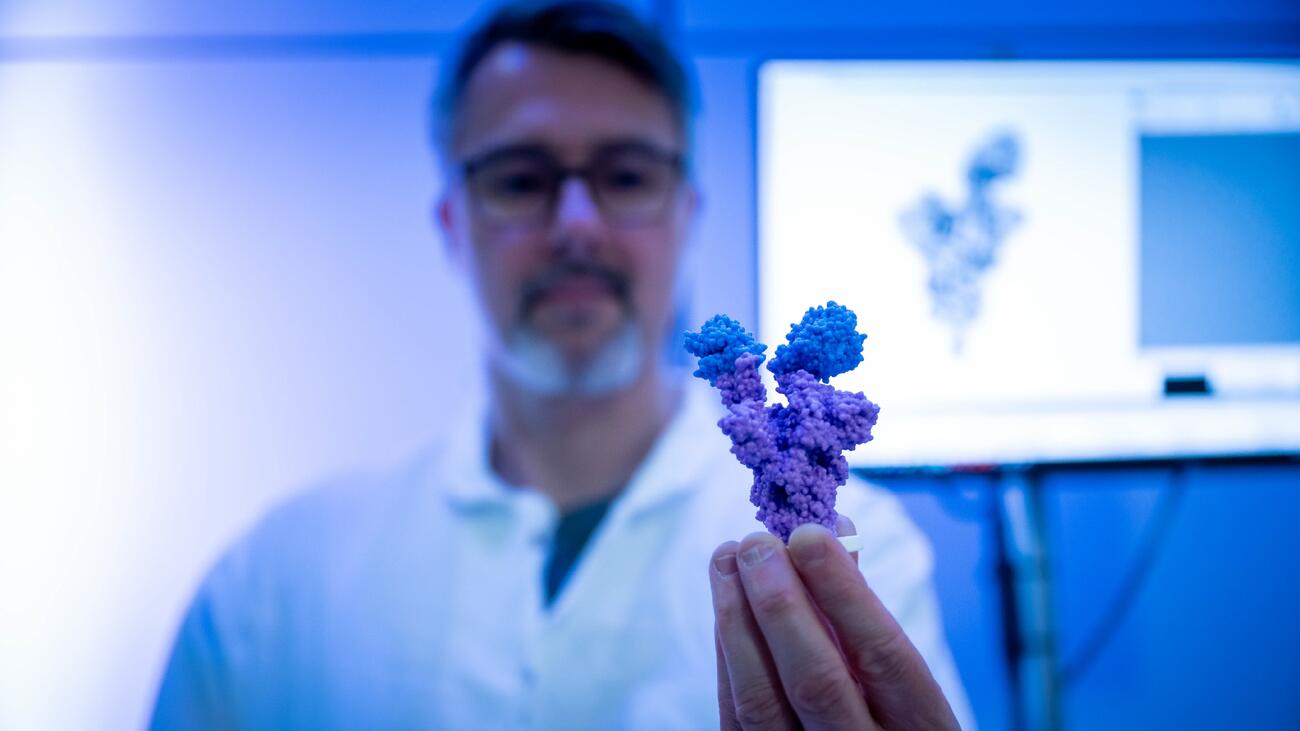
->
<box><xmin>758</xmin><ymin>61</ymin><xmax>1300</xmax><ymax>466</ymax></box>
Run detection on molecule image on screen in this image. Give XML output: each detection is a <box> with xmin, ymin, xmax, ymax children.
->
<box><xmin>900</xmin><ymin>130</ymin><xmax>1024</xmax><ymax>353</ymax></box>
<box><xmin>684</xmin><ymin>302</ymin><xmax>880</xmax><ymax>542</ymax></box>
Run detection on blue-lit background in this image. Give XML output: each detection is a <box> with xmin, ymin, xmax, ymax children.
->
<box><xmin>2</xmin><ymin>1</ymin><xmax>1298</xmax><ymax>730</ymax></box>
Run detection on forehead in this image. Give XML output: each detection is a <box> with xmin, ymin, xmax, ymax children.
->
<box><xmin>452</xmin><ymin>43</ymin><xmax>680</xmax><ymax>163</ymax></box>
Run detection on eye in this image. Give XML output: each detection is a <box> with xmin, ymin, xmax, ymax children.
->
<box><xmin>488</xmin><ymin>169</ymin><xmax>548</xmax><ymax>197</ymax></box>
<box><xmin>600</xmin><ymin>154</ymin><xmax>671</xmax><ymax>194</ymax></box>
<box><xmin>604</xmin><ymin>167</ymin><xmax>649</xmax><ymax>191</ymax></box>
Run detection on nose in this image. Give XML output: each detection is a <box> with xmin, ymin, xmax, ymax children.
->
<box><xmin>547</xmin><ymin>176</ymin><xmax>606</xmax><ymax>253</ymax></box>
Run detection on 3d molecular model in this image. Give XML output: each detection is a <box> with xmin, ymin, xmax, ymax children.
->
<box><xmin>684</xmin><ymin>302</ymin><xmax>879</xmax><ymax>542</ymax></box>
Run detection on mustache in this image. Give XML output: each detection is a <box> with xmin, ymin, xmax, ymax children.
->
<box><xmin>520</xmin><ymin>259</ymin><xmax>631</xmax><ymax>314</ymax></box>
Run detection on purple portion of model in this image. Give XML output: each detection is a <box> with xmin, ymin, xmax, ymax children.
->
<box><xmin>684</xmin><ymin>302</ymin><xmax>880</xmax><ymax>542</ymax></box>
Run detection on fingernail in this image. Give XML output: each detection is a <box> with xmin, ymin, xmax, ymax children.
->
<box><xmin>739</xmin><ymin>542</ymin><xmax>774</xmax><ymax>568</ymax></box>
<box><xmin>792</xmin><ymin>536</ymin><xmax>827</xmax><ymax>563</ymax></box>
<box><xmin>714</xmin><ymin>553</ymin><xmax>739</xmax><ymax>577</ymax></box>
<box><xmin>837</xmin><ymin>533</ymin><xmax>864</xmax><ymax>555</ymax></box>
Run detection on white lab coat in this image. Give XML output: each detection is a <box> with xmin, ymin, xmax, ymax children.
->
<box><xmin>151</xmin><ymin>381</ymin><xmax>976</xmax><ymax>730</ymax></box>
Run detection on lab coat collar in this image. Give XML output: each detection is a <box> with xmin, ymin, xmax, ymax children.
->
<box><xmin>431</xmin><ymin>379</ymin><xmax>725</xmax><ymax>519</ymax></box>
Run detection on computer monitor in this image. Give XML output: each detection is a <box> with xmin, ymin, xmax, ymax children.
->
<box><xmin>758</xmin><ymin>61</ymin><xmax>1300</xmax><ymax>466</ymax></box>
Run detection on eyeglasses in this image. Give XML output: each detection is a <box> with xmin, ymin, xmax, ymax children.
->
<box><xmin>459</xmin><ymin>142</ymin><xmax>685</xmax><ymax>230</ymax></box>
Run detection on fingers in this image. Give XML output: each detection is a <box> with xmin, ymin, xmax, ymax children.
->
<box><xmin>711</xmin><ymin>541</ymin><xmax>799</xmax><ymax>730</ymax></box>
<box><xmin>716</xmin><ymin>627</ymin><xmax>741</xmax><ymax>731</ymax></box>
<box><xmin>735</xmin><ymin>532</ymin><xmax>876</xmax><ymax>731</ymax></box>
<box><xmin>788</xmin><ymin>523</ymin><xmax>960</xmax><ymax>731</ymax></box>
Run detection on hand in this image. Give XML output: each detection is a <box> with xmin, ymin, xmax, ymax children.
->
<box><xmin>709</xmin><ymin>518</ymin><xmax>961</xmax><ymax>730</ymax></box>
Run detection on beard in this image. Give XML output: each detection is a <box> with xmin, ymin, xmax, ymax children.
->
<box><xmin>495</xmin><ymin>316</ymin><xmax>644</xmax><ymax>396</ymax></box>
<box><xmin>492</xmin><ymin>257</ymin><xmax>644</xmax><ymax>396</ymax></box>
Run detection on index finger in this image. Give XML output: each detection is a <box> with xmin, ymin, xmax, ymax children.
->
<box><xmin>736</xmin><ymin>531</ymin><xmax>876</xmax><ymax>730</ymax></box>
<box><xmin>787</xmin><ymin>523</ymin><xmax>960</xmax><ymax>731</ymax></box>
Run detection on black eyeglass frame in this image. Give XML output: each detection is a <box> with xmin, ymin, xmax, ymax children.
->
<box><xmin>457</xmin><ymin>141</ymin><xmax>688</xmax><ymax>230</ymax></box>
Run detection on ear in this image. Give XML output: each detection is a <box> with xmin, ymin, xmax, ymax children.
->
<box><xmin>687</xmin><ymin>185</ymin><xmax>704</xmax><ymax>227</ymax></box>
<box><xmin>435</xmin><ymin>193</ymin><xmax>464</xmax><ymax>266</ymax></box>
<box><xmin>679</xmin><ymin>183</ymin><xmax>704</xmax><ymax>248</ymax></box>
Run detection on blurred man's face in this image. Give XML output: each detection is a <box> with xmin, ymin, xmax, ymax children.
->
<box><xmin>439</xmin><ymin>43</ymin><xmax>696</xmax><ymax>395</ymax></box>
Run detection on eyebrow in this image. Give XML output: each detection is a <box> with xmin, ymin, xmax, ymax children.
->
<box><xmin>461</xmin><ymin>137</ymin><xmax>678</xmax><ymax>170</ymax></box>
<box><xmin>460</xmin><ymin>143</ymin><xmax>551</xmax><ymax>172</ymax></box>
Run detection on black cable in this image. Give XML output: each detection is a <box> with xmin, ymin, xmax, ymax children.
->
<box><xmin>988</xmin><ymin>482</ymin><xmax>1028</xmax><ymax>731</ymax></box>
<box><xmin>1057</xmin><ymin>464</ymin><xmax>1190</xmax><ymax>688</ymax></box>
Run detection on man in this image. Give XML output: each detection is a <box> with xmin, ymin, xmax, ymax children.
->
<box><xmin>150</xmin><ymin>2</ymin><xmax>974</xmax><ymax>729</ymax></box>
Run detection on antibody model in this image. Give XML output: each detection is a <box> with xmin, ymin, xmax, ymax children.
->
<box><xmin>684</xmin><ymin>302</ymin><xmax>879</xmax><ymax>542</ymax></box>
<box><xmin>900</xmin><ymin>131</ymin><xmax>1024</xmax><ymax>353</ymax></box>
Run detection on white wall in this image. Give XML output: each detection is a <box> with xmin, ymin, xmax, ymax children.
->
<box><xmin>0</xmin><ymin>55</ymin><xmax>472</xmax><ymax>730</ymax></box>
